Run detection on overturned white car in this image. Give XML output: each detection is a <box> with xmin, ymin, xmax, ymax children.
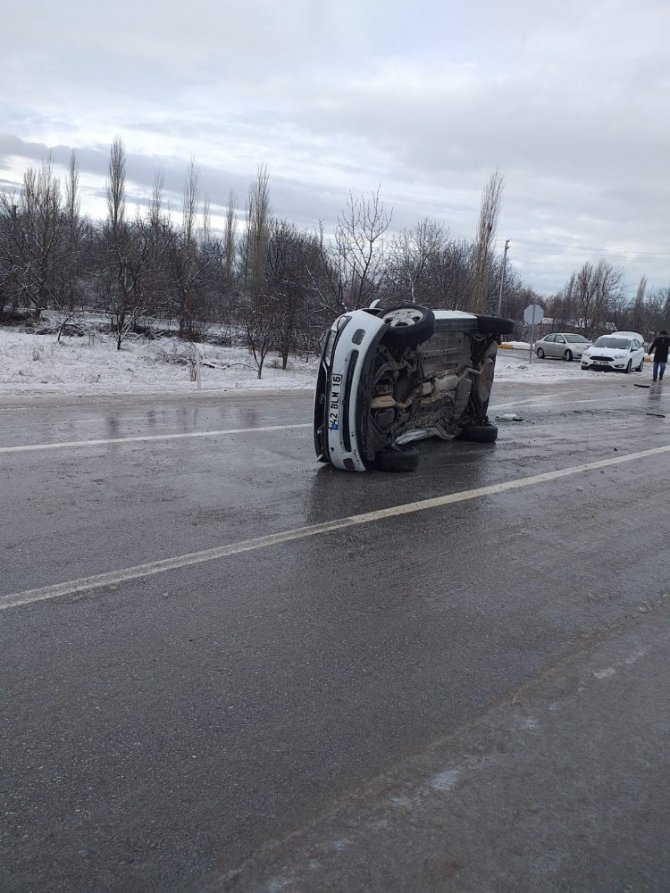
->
<box><xmin>314</xmin><ymin>303</ymin><xmax>515</xmax><ymax>472</ymax></box>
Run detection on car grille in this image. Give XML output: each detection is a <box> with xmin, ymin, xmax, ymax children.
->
<box><xmin>590</xmin><ymin>355</ymin><xmax>613</xmax><ymax>362</ymax></box>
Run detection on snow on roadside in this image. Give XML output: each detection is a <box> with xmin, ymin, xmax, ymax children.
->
<box><xmin>0</xmin><ymin>328</ymin><xmax>585</xmax><ymax>400</ymax></box>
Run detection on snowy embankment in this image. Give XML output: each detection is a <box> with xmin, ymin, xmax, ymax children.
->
<box><xmin>0</xmin><ymin>329</ymin><xmax>582</xmax><ymax>400</ymax></box>
<box><xmin>0</xmin><ymin>330</ymin><xmax>317</xmax><ymax>397</ymax></box>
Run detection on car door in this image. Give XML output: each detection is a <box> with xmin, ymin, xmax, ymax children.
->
<box><xmin>551</xmin><ymin>334</ymin><xmax>566</xmax><ymax>358</ymax></box>
<box><xmin>540</xmin><ymin>334</ymin><xmax>555</xmax><ymax>357</ymax></box>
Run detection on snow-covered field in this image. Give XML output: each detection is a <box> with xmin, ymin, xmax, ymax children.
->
<box><xmin>0</xmin><ymin>327</ymin><xmax>585</xmax><ymax>400</ymax></box>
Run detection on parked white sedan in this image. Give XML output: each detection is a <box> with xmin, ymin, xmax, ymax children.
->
<box><xmin>534</xmin><ymin>333</ymin><xmax>592</xmax><ymax>361</ymax></box>
<box><xmin>581</xmin><ymin>335</ymin><xmax>645</xmax><ymax>373</ymax></box>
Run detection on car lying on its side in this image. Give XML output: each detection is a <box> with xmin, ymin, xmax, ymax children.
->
<box><xmin>580</xmin><ymin>334</ymin><xmax>646</xmax><ymax>373</ymax></box>
<box><xmin>314</xmin><ymin>303</ymin><xmax>515</xmax><ymax>472</ymax></box>
<box><xmin>534</xmin><ymin>332</ymin><xmax>592</xmax><ymax>361</ymax></box>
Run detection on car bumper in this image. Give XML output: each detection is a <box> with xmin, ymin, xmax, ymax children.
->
<box><xmin>581</xmin><ymin>360</ymin><xmax>630</xmax><ymax>370</ymax></box>
<box><xmin>314</xmin><ymin>310</ymin><xmax>387</xmax><ymax>471</ymax></box>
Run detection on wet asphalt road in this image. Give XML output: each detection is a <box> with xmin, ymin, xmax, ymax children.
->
<box><xmin>1</xmin><ymin>364</ymin><xmax>669</xmax><ymax>892</ymax></box>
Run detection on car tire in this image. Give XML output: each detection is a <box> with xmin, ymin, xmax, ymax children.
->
<box><xmin>536</xmin><ymin>348</ymin><xmax>545</xmax><ymax>359</ymax></box>
<box><xmin>457</xmin><ymin>424</ymin><xmax>499</xmax><ymax>443</ymax></box>
<box><xmin>636</xmin><ymin>360</ymin><xmax>644</xmax><ymax>372</ymax></box>
<box><xmin>380</xmin><ymin>304</ymin><xmax>436</xmax><ymax>347</ymax></box>
<box><xmin>374</xmin><ymin>445</ymin><xmax>420</xmax><ymax>472</ymax></box>
<box><xmin>625</xmin><ymin>360</ymin><xmax>632</xmax><ymax>374</ymax></box>
<box><xmin>564</xmin><ymin>349</ymin><xmax>573</xmax><ymax>361</ymax></box>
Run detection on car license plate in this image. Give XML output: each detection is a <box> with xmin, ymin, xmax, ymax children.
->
<box><xmin>328</xmin><ymin>373</ymin><xmax>342</xmax><ymax>430</ymax></box>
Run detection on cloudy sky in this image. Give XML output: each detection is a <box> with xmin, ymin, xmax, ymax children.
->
<box><xmin>2</xmin><ymin>0</ymin><xmax>668</xmax><ymax>297</ymax></box>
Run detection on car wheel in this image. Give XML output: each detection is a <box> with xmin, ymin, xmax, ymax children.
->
<box><xmin>625</xmin><ymin>360</ymin><xmax>632</xmax><ymax>374</ymax></box>
<box><xmin>564</xmin><ymin>349</ymin><xmax>573</xmax><ymax>361</ymax></box>
<box><xmin>457</xmin><ymin>424</ymin><xmax>499</xmax><ymax>443</ymax></box>
<box><xmin>380</xmin><ymin>304</ymin><xmax>436</xmax><ymax>347</ymax></box>
<box><xmin>636</xmin><ymin>360</ymin><xmax>644</xmax><ymax>372</ymax></box>
<box><xmin>536</xmin><ymin>347</ymin><xmax>545</xmax><ymax>359</ymax></box>
<box><xmin>374</xmin><ymin>445</ymin><xmax>420</xmax><ymax>472</ymax></box>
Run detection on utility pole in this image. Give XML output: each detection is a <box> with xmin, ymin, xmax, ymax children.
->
<box><xmin>496</xmin><ymin>239</ymin><xmax>510</xmax><ymax>316</ymax></box>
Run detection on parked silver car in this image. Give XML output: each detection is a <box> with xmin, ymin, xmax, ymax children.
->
<box><xmin>534</xmin><ymin>333</ymin><xmax>592</xmax><ymax>361</ymax></box>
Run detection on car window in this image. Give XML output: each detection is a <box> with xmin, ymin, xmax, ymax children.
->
<box><xmin>594</xmin><ymin>337</ymin><xmax>630</xmax><ymax>349</ymax></box>
<box><xmin>565</xmin><ymin>335</ymin><xmax>588</xmax><ymax>343</ymax></box>
<box><xmin>555</xmin><ymin>335</ymin><xmax>565</xmax><ymax>343</ymax></box>
<box><xmin>545</xmin><ymin>335</ymin><xmax>556</xmax><ymax>342</ymax></box>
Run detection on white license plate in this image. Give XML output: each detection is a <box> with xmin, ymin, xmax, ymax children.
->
<box><xmin>328</xmin><ymin>373</ymin><xmax>343</xmax><ymax>430</ymax></box>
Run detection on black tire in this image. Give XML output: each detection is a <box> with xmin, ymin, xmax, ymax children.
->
<box><xmin>536</xmin><ymin>347</ymin><xmax>545</xmax><ymax>359</ymax></box>
<box><xmin>564</xmin><ymin>349</ymin><xmax>573</xmax><ymax>361</ymax></box>
<box><xmin>625</xmin><ymin>360</ymin><xmax>632</xmax><ymax>374</ymax></box>
<box><xmin>476</xmin><ymin>315</ymin><xmax>515</xmax><ymax>335</ymax></box>
<box><xmin>380</xmin><ymin>304</ymin><xmax>436</xmax><ymax>347</ymax></box>
<box><xmin>636</xmin><ymin>360</ymin><xmax>644</xmax><ymax>372</ymax></box>
<box><xmin>374</xmin><ymin>445</ymin><xmax>420</xmax><ymax>472</ymax></box>
<box><xmin>458</xmin><ymin>424</ymin><xmax>498</xmax><ymax>443</ymax></box>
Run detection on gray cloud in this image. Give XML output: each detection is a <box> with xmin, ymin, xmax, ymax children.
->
<box><xmin>2</xmin><ymin>0</ymin><xmax>669</xmax><ymax>295</ymax></box>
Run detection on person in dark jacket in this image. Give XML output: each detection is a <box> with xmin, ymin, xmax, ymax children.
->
<box><xmin>648</xmin><ymin>329</ymin><xmax>669</xmax><ymax>381</ymax></box>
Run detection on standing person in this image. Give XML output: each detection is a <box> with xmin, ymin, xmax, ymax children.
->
<box><xmin>648</xmin><ymin>329</ymin><xmax>669</xmax><ymax>381</ymax></box>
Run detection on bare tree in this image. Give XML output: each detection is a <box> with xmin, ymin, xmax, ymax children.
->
<box><xmin>469</xmin><ymin>170</ymin><xmax>504</xmax><ymax>313</ymax></box>
<box><xmin>309</xmin><ymin>188</ymin><xmax>391</xmax><ymax>317</ymax></box>
<box><xmin>57</xmin><ymin>150</ymin><xmax>86</xmax><ymax>316</ymax></box>
<box><xmin>631</xmin><ymin>274</ymin><xmax>647</xmax><ymax>334</ymax></box>
<box><xmin>337</xmin><ymin>188</ymin><xmax>391</xmax><ymax>310</ymax></box>
<box><xmin>171</xmin><ymin>159</ymin><xmax>210</xmax><ymax>339</ymax></box>
<box><xmin>7</xmin><ymin>157</ymin><xmax>65</xmax><ymax>318</ymax></box>
<box><xmin>563</xmin><ymin>259</ymin><xmax>624</xmax><ymax>337</ymax></box>
<box><xmin>0</xmin><ymin>193</ymin><xmax>20</xmax><ymax>315</ymax></box>
<box><xmin>143</xmin><ymin>170</ymin><xmax>171</xmax><ymax>318</ymax></box>
<box><xmin>223</xmin><ymin>189</ymin><xmax>238</xmax><ymax>293</ymax></box>
<box><xmin>245</xmin><ymin>165</ymin><xmax>271</xmax><ymax>309</ymax></box>
<box><xmin>107</xmin><ymin>137</ymin><xmax>126</xmax><ymax>237</ymax></box>
<box><xmin>103</xmin><ymin>137</ymin><xmax>151</xmax><ymax>349</ymax></box>
<box><xmin>265</xmin><ymin>219</ymin><xmax>314</xmax><ymax>369</ymax></box>
<box><xmin>384</xmin><ymin>218</ymin><xmax>447</xmax><ymax>304</ymax></box>
<box><xmin>240</xmin><ymin>296</ymin><xmax>278</xmax><ymax>379</ymax></box>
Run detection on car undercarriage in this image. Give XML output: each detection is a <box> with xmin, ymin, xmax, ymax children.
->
<box><xmin>314</xmin><ymin>304</ymin><xmax>514</xmax><ymax>472</ymax></box>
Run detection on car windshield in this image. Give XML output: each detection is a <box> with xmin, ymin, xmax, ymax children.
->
<box><xmin>564</xmin><ymin>334</ymin><xmax>589</xmax><ymax>343</ymax></box>
<box><xmin>593</xmin><ymin>337</ymin><xmax>630</xmax><ymax>349</ymax></box>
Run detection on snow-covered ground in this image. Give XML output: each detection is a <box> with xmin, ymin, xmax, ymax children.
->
<box><xmin>0</xmin><ymin>328</ymin><xmax>586</xmax><ymax>400</ymax></box>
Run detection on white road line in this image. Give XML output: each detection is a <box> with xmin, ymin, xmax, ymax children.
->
<box><xmin>3</xmin><ymin>443</ymin><xmax>669</xmax><ymax>611</ymax></box>
<box><xmin>0</xmin><ymin>423</ymin><xmax>312</xmax><ymax>454</ymax></box>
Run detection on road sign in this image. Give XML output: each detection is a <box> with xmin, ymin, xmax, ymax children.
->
<box><xmin>523</xmin><ymin>304</ymin><xmax>543</xmax><ymax>325</ymax></box>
